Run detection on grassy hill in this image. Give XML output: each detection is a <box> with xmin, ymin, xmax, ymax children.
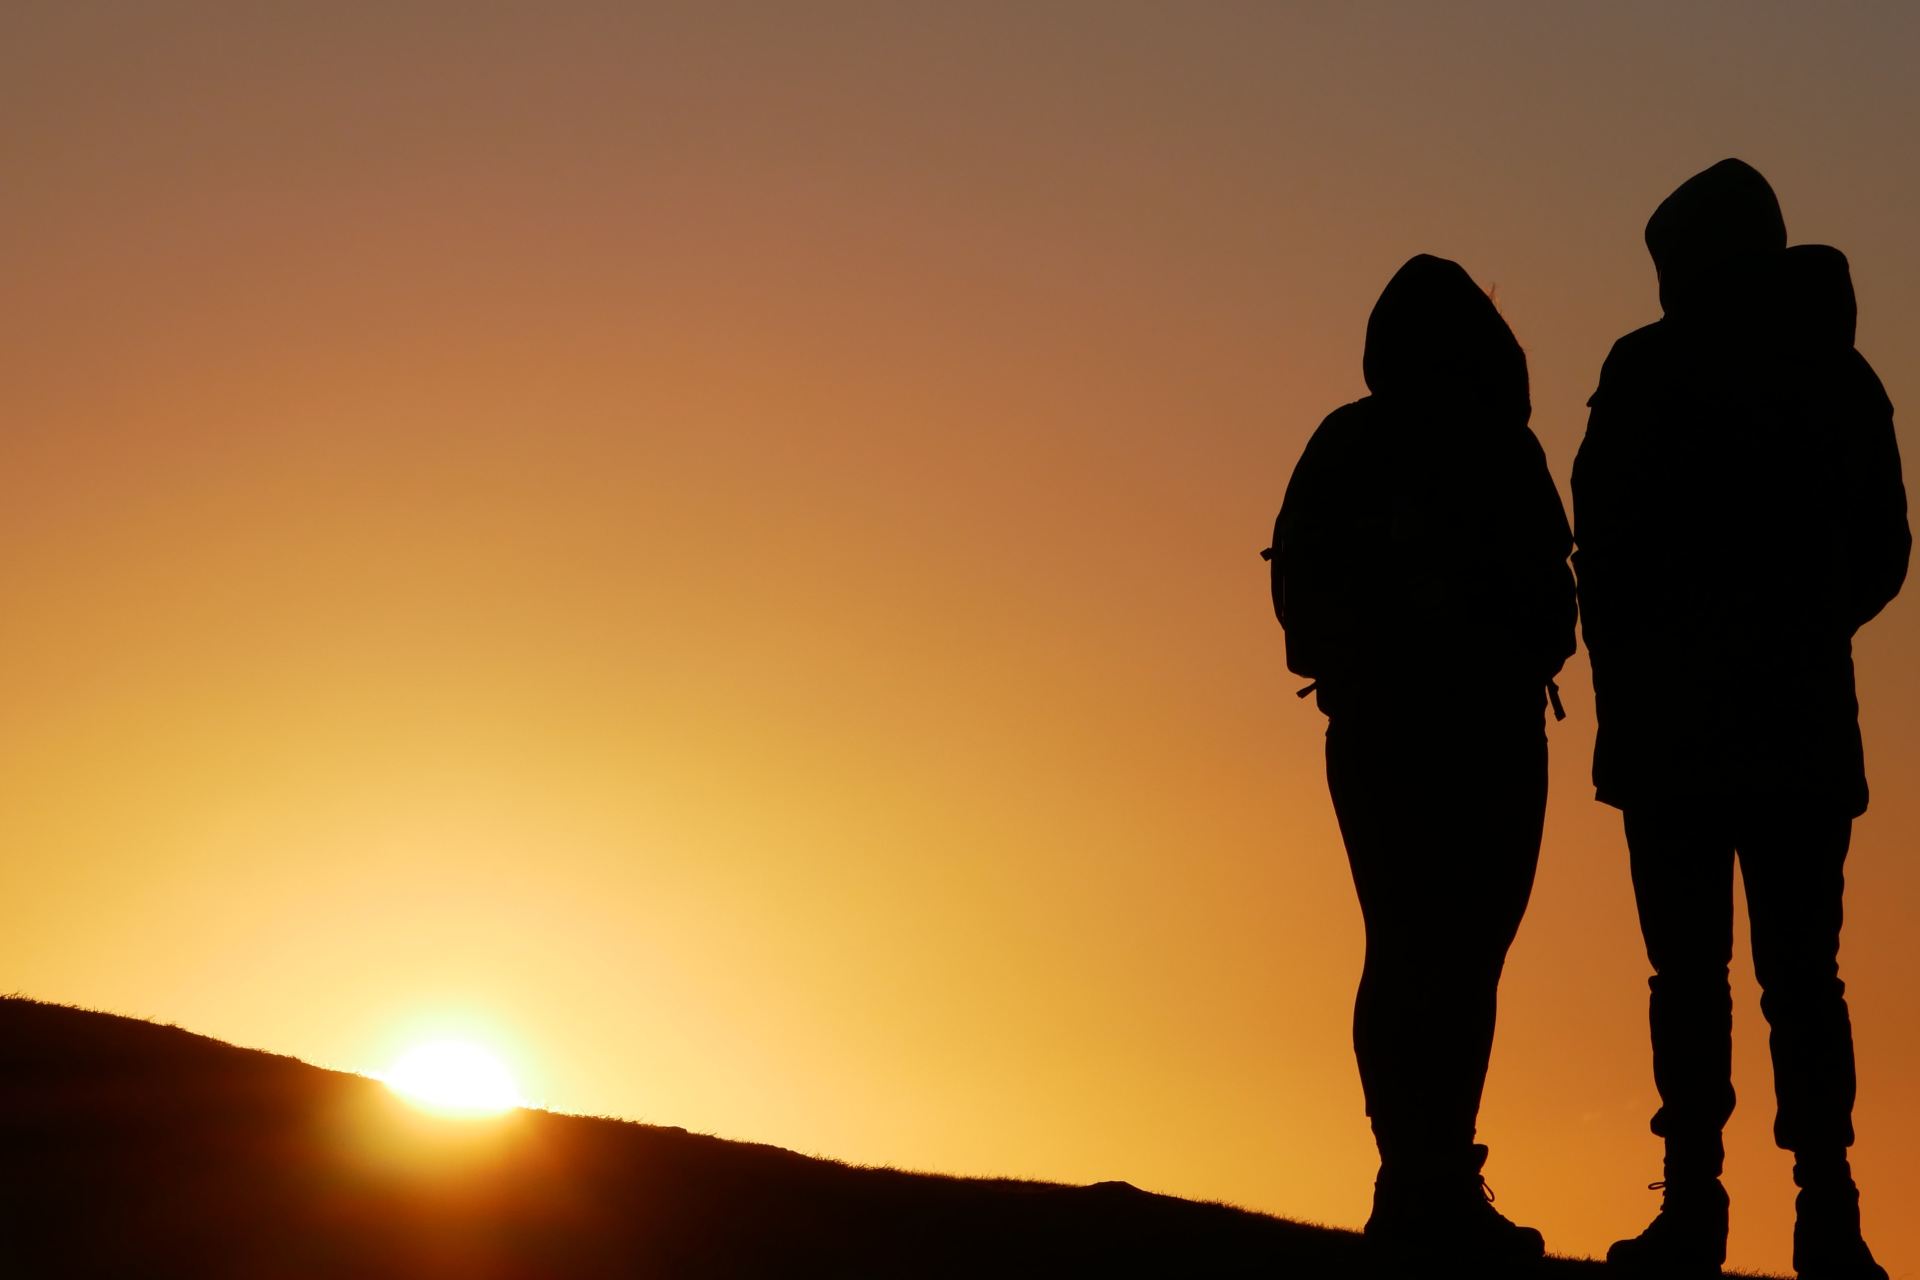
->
<box><xmin>0</xmin><ymin>997</ymin><xmax>1646</xmax><ymax>1277</ymax></box>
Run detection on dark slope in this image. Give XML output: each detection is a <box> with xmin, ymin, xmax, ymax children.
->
<box><xmin>0</xmin><ymin>997</ymin><xmax>1619</xmax><ymax>1278</ymax></box>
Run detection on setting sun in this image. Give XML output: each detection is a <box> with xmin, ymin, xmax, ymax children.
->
<box><xmin>382</xmin><ymin>1041</ymin><xmax>524</xmax><ymax>1115</ymax></box>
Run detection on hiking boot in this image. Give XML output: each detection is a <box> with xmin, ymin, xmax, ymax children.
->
<box><xmin>1793</xmin><ymin>1181</ymin><xmax>1887</xmax><ymax>1280</ymax></box>
<box><xmin>1364</xmin><ymin>1144</ymin><xmax>1545</xmax><ymax>1274</ymax></box>
<box><xmin>1605</xmin><ymin>1177</ymin><xmax>1728</xmax><ymax>1276</ymax></box>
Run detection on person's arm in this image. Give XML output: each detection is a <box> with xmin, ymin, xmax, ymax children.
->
<box><xmin>1272</xmin><ymin>405</ymin><xmax>1368</xmax><ymax>682</ymax></box>
<box><xmin>1837</xmin><ymin>352</ymin><xmax>1910</xmax><ymax>631</ymax></box>
<box><xmin>1514</xmin><ymin>428</ymin><xmax>1578</xmax><ymax>682</ymax></box>
<box><xmin>1571</xmin><ymin>391</ymin><xmax>1627</xmax><ymax>661</ymax></box>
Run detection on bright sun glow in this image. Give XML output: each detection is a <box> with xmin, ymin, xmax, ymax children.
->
<box><xmin>382</xmin><ymin>1040</ymin><xmax>524</xmax><ymax>1115</ymax></box>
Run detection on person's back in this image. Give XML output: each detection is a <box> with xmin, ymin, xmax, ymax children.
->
<box><xmin>1276</xmin><ymin>256</ymin><xmax>1574</xmax><ymax>723</ymax></box>
<box><xmin>1575</xmin><ymin>167</ymin><xmax>1908</xmax><ymax>817</ymax></box>
<box><xmin>1270</xmin><ymin>254</ymin><xmax>1574</xmax><ymax>1272</ymax></box>
<box><xmin>1573</xmin><ymin>159</ymin><xmax>1908</xmax><ymax>1280</ymax></box>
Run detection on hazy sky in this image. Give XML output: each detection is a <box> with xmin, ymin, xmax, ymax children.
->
<box><xmin>4</xmin><ymin>3</ymin><xmax>1917</xmax><ymax>1272</ymax></box>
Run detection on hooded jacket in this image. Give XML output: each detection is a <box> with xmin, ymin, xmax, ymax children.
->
<box><xmin>1572</xmin><ymin>160</ymin><xmax>1909</xmax><ymax>815</ymax></box>
<box><xmin>1272</xmin><ymin>255</ymin><xmax>1576</xmax><ymax>719</ymax></box>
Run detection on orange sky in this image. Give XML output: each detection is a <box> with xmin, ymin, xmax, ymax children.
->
<box><xmin>4</xmin><ymin>4</ymin><xmax>1917</xmax><ymax>1273</ymax></box>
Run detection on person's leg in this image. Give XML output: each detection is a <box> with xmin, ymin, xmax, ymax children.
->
<box><xmin>1738</xmin><ymin>810</ymin><xmax>1854</xmax><ymax>1156</ymax></box>
<box><xmin>1329</xmin><ymin>718</ymin><xmax>1542</xmax><ymax>1161</ymax></box>
<box><xmin>1328</xmin><ymin>715</ymin><xmax>1442</xmax><ymax>1160</ymax></box>
<box><xmin>1433</xmin><ymin>723</ymin><xmax>1546</xmax><ymax>1148</ymax></box>
<box><xmin>1625</xmin><ymin>807</ymin><xmax>1737</xmax><ymax>1171</ymax></box>
<box><xmin>1608</xmin><ymin>807</ymin><xmax>1735</xmax><ymax>1275</ymax></box>
<box><xmin>1326</xmin><ymin>713</ymin><xmax>1545</xmax><ymax>1265</ymax></box>
<box><xmin>1738</xmin><ymin>812</ymin><xmax>1885</xmax><ymax>1279</ymax></box>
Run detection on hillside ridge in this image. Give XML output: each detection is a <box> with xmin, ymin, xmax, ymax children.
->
<box><xmin>0</xmin><ymin>996</ymin><xmax>1677</xmax><ymax>1276</ymax></box>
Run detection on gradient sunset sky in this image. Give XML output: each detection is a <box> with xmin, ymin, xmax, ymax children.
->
<box><xmin>5</xmin><ymin>3</ymin><xmax>1918</xmax><ymax>1273</ymax></box>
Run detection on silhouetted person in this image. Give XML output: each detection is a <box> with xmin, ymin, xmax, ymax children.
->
<box><xmin>1573</xmin><ymin>159</ymin><xmax>1909</xmax><ymax>1280</ymax></box>
<box><xmin>1269</xmin><ymin>255</ymin><xmax>1576</xmax><ymax>1271</ymax></box>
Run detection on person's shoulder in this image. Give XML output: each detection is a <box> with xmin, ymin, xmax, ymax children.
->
<box><xmin>1589</xmin><ymin>320</ymin><xmax>1672</xmax><ymax>408</ymax></box>
<box><xmin>1506</xmin><ymin>419</ymin><xmax>1553</xmax><ymax>467</ymax></box>
<box><xmin>1836</xmin><ymin>348</ymin><xmax>1896</xmax><ymax>419</ymax></box>
<box><xmin>1606</xmin><ymin>320</ymin><xmax>1670</xmax><ymax>360</ymax></box>
<box><xmin>1283</xmin><ymin>397</ymin><xmax>1375</xmax><ymax>510</ymax></box>
<box><xmin>1298</xmin><ymin>396</ymin><xmax>1376</xmax><ymax>457</ymax></box>
<box><xmin>1316</xmin><ymin>395</ymin><xmax>1375</xmax><ymax>433</ymax></box>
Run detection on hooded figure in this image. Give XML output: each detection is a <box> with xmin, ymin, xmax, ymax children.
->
<box><xmin>1268</xmin><ymin>255</ymin><xmax>1575</xmax><ymax>1269</ymax></box>
<box><xmin>1275</xmin><ymin>254</ymin><xmax>1576</xmax><ymax>714</ymax></box>
<box><xmin>1578</xmin><ymin>162</ymin><xmax>1907</xmax><ymax>817</ymax></box>
<box><xmin>1573</xmin><ymin>159</ymin><xmax>1907</xmax><ymax>1279</ymax></box>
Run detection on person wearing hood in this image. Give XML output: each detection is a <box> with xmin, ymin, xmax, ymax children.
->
<box><xmin>1573</xmin><ymin>160</ymin><xmax>1908</xmax><ymax>1280</ymax></box>
<box><xmin>1268</xmin><ymin>254</ymin><xmax>1576</xmax><ymax>1269</ymax></box>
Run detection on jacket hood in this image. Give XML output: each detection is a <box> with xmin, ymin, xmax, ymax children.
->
<box><xmin>1776</xmin><ymin>243</ymin><xmax>1856</xmax><ymax>348</ymax></box>
<box><xmin>1362</xmin><ymin>254</ymin><xmax>1529</xmax><ymax>422</ymax></box>
<box><xmin>1646</xmin><ymin>159</ymin><xmax>1787</xmax><ymax>313</ymax></box>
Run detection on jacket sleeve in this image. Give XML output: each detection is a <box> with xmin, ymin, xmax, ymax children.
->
<box><xmin>1570</xmin><ymin>323</ymin><xmax>1677</xmax><ymax>669</ymax></box>
<box><xmin>1512</xmin><ymin>428</ymin><xmax>1578</xmax><ymax>680</ymax></box>
<box><xmin>1837</xmin><ymin>352</ymin><xmax>1910</xmax><ymax>630</ymax></box>
<box><xmin>1272</xmin><ymin>407</ymin><xmax>1366</xmax><ymax>681</ymax></box>
<box><xmin>1571</xmin><ymin>379</ymin><xmax>1627</xmax><ymax>661</ymax></box>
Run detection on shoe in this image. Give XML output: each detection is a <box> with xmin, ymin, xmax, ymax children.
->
<box><xmin>1364</xmin><ymin>1144</ymin><xmax>1545</xmax><ymax>1274</ymax></box>
<box><xmin>1606</xmin><ymin>1177</ymin><xmax>1728</xmax><ymax>1276</ymax></box>
<box><xmin>1793</xmin><ymin>1182</ymin><xmax>1887</xmax><ymax>1280</ymax></box>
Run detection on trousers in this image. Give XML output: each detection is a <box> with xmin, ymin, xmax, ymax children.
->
<box><xmin>1326</xmin><ymin>710</ymin><xmax>1546</xmax><ymax>1159</ymax></box>
<box><xmin>1623</xmin><ymin>805</ymin><xmax>1858</xmax><ymax>1157</ymax></box>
